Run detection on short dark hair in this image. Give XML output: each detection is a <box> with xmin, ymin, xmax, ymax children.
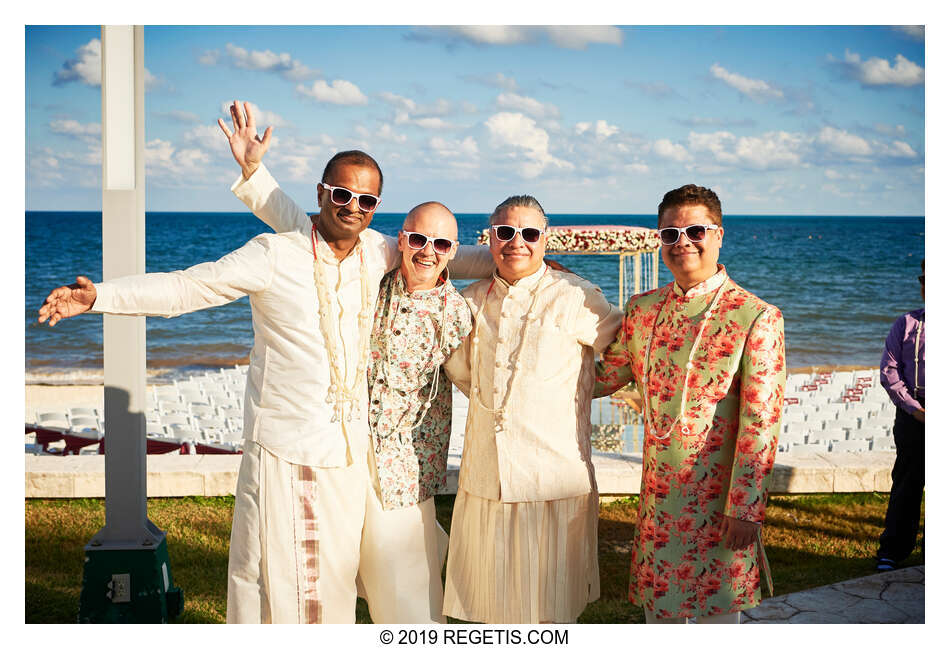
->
<box><xmin>321</xmin><ymin>150</ymin><xmax>383</xmax><ymax>194</ymax></box>
<box><xmin>490</xmin><ymin>195</ymin><xmax>548</xmax><ymax>228</ymax></box>
<box><xmin>657</xmin><ymin>184</ymin><xmax>722</xmax><ymax>226</ymax></box>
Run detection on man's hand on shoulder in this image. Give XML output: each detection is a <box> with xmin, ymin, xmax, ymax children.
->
<box><xmin>218</xmin><ymin>100</ymin><xmax>273</xmax><ymax>180</ymax></box>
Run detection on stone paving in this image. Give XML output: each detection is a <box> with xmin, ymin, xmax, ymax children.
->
<box><xmin>742</xmin><ymin>566</ymin><xmax>924</xmax><ymax>624</ymax></box>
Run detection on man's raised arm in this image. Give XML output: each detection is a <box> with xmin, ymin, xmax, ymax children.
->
<box><xmin>220</xmin><ymin>100</ymin><xmax>311</xmax><ymax>233</ymax></box>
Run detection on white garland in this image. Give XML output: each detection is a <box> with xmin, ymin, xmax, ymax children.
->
<box><xmin>311</xmin><ymin>229</ymin><xmax>374</xmax><ymax>424</ymax></box>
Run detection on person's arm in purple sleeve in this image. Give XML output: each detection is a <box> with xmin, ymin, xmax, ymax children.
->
<box><xmin>880</xmin><ymin>315</ymin><xmax>924</xmax><ymax>420</ymax></box>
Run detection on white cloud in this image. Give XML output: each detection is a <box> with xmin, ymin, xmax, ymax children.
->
<box><xmin>687</xmin><ymin>130</ymin><xmax>807</xmax><ymax>169</ymax></box>
<box><xmin>412</xmin><ymin>117</ymin><xmax>454</xmax><ymax>130</ymax></box>
<box><xmin>688</xmin><ymin>131</ymin><xmax>739</xmax><ymax>165</ymax></box>
<box><xmin>297</xmin><ymin>79</ymin><xmax>368</xmax><ymax>105</ymax></box>
<box><xmin>485</xmin><ymin>112</ymin><xmax>572</xmax><ymax>178</ymax></box>
<box><xmin>221</xmin><ymin>43</ymin><xmax>319</xmax><ymax>81</ymax></box>
<box><xmin>53</xmin><ymin>38</ymin><xmax>157</xmax><ymax>89</ymax></box>
<box><xmin>146</xmin><ymin>138</ymin><xmax>211</xmax><ymax>178</ymax></box>
<box><xmin>880</xmin><ymin>140</ymin><xmax>917</xmax><ymax>158</ymax></box>
<box><xmin>55</xmin><ymin>39</ymin><xmax>101</xmax><ymax>87</ymax></box>
<box><xmin>496</xmin><ymin>93</ymin><xmax>560</xmax><ymax>120</ymax></box>
<box><xmin>733</xmin><ymin>132</ymin><xmax>806</xmax><ymax>169</ymax></box>
<box><xmin>575</xmin><ymin>120</ymin><xmax>620</xmax><ymax>142</ymax></box>
<box><xmin>463</xmin><ymin>72</ymin><xmax>519</xmax><ymax>91</ymax></box>
<box><xmin>219</xmin><ymin>101</ymin><xmax>289</xmax><ymax>128</ymax></box>
<box><xmin>198</xmin><ymin>50</ymin><xmax>220</xmax><ymax>66</ymax></box>
<box><xmin>816</xmin><ymin>126</ymin><xmax>873</xmax><ymax>157</ymax></box>
<box><xmin>893</xmin><ymin>26</ymin><xmax>924</xmax><ymax>41</ymax></box>
<box><xmin>427</xmin><ymin>25</ymin><xmax>622</xmax><ymax>50</ymax></box>
<box><xmin>710</xmin><ymin>63</ymin><xmax>784</xmax><ymax>102</ymax></box>
<box><xmin>376</xmin><ymin>124</ymin><xmax>408</xmax><ymax>144</ymax></box>
<box><xmin>653</xmin><ymin>138</ymin><xmax>691</xmax><ymax>162</ymax></box>
<box><xmin>429</xmin><ymin>135</ymin><xmax>479</xmax><ymax>157</ymax></box>
<box><xmin>183</xmin><ymin>124</ymin><xmax>230</xmax><ymax>154</ymax></box>
<box><xmin>832</xmin><ymin>49</ymin><xmax>924</xmax><ymax>87</ymax></box>
<box><xmin>873</xmin><ymin>123</ymin><xmax>907</xmax><ymax>137</ymax></box>
<box><xmin>381</xmin><ymin>92</ymin><xmax>458</xmax><ymax>129</ymax></box>
<box><xmin>49</xmin><ymin>120</ymin><xmax>101</xmax><ymax>140</ymax></box>
<box><xmin>625</xmin><ymin>161</ymin><xmax>650</xmax><ymax>174</ymax></box>
<box><xmin>824</xmin><ymin>169</ymin><xmax>842</xmax><ymax>180</ymax></box>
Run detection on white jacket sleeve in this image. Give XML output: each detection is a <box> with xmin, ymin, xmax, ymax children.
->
<box><xmin>91</xmin><ymin>236</ymin><xmax>276</xmax><ymax>317</ymax></box>
<box><xmin>447</xmin><ymin>245</ymin><xmax>494</xmax><ymax>280</ymax></box>
<box><xmin>231</xmin><ymin>163</ymin><xmax>311</xmax><ymax>233</ymax></box>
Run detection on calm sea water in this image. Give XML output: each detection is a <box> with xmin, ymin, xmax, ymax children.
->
<box><xmin>25</xmin><ymin>211</ymin><xmax>924</xmax><ymax>383</ymax></box>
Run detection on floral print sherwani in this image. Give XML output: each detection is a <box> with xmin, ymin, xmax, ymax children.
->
<box><xmin>368</xmin><ymin>269</ymin><xmax>473</xmax><ymax>510</ymax></box>
<box><xmin>595</xmin><ymin>266</ymin><xmax>786</xmax><ymax>619</ymax></box>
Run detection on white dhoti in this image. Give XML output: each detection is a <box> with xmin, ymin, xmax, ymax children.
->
<box><xmin>227</xmin><ymin>437</ymin><xmax>448</xmax><ymax>624</ymax></box>
<box><xmin>442</xmin><ymin>488</ymin><xmax>600</xmax><ymax>624</ymax></box>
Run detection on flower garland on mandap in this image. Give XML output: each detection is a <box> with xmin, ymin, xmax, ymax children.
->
<box><xmin>476</xmin><ymin>225</ymin><xmax>660</xmax><ymax>253</ymax></box>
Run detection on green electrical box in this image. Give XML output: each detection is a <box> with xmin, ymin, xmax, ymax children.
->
<box><xmin>78</xmin><ymin>534</ymin><xmax>183</xmax><ymax>623</ymax></box>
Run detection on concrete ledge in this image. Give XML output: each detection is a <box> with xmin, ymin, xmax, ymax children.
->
<box><xmin>25</xmin><ymin>454</ymin><xmax>241</xmax><ymax>498</ymax></box>
<box><xmin>25</xmin><ymin>450</ymin><xmax>895</xmax><ymax>499</ymax></box>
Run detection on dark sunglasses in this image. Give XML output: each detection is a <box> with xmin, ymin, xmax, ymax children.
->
<box><xmin>491</xmin><ymin>224</ymin><xmax>544</xmax><ymax>243</ymax></box>
<box><xmin>404</xmin><ymin>231</ymin><xmax>455</xmax><ymax>255</ymax></box>
<box><xmin>320</xmin><ymin>183</ymin><xmax>381</xmax><ymax>212</ymax></box>
<box><xmin>658</xmin><ymin>224</ymin><xmax>720</xmax><ymax>246</ymax></box>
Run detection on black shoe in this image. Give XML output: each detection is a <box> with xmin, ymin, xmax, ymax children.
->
<box><xmin>876</xmin><ymin>557</ymin><xmax>898</xmax><ymax>572</ymax></box>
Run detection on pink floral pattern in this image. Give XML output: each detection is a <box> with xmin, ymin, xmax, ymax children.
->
<box><xmin>595</xmin><ymin>268</ymin><xmax>786</xmax><ymax>619</ymax></box>
<box><xmin>368</xmin><ymin>270</ymin><xmax>472</xmax><ymax>510</ymax></box>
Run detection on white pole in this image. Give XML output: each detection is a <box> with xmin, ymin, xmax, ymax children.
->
<box><xmin>94</xmin><ymin>24</ymin><xmax>158</xmax><ymax>547</ymax></box>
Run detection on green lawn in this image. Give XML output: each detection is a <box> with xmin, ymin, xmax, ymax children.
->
<box><xmin>25</xmin><ymin>493</ymin><xmax>923</xmax><ymax>624</ymax></box>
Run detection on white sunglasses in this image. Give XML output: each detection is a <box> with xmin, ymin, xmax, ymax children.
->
<box><xmin>658</xmin><ymin>224</ymin><xmax>719</xmax><ymax>246</ymax></box>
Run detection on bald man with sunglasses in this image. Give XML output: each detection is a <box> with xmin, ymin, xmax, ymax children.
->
<box><xmin>217</xmin><ymin>101</ymin><xmax>495</xmax><ymax>623</ymax></box>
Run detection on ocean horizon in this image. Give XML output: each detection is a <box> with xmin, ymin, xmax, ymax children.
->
<box><xmin>26</xmin><ymin>210</ymin><xmax>925</xmax><ymax>384</ymax></box>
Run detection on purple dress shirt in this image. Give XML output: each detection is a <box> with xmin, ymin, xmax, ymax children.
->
<box><xmin>880</xmin><ymin>308</ymin><xmax>925</xmax><ymax>414</ymax></box>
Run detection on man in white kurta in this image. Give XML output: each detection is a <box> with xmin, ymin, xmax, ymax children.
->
<box><xmin>440</xmin><ymin>196</ymin><xmax>622</xmax><ymax>623</ymax></box>
<box><xmin>40</xmin><ymin>141</ymin><xmax>491</xmax><ymax>622</ymax></box>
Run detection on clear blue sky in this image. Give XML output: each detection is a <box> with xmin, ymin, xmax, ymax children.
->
<box><xmin>25</xmin><ymin>25</ymin><xmax>925</xmax><ymax>215</ymax></box>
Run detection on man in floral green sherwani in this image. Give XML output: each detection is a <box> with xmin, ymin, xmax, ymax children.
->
<box><xmin>595</xmin><ymin>184</ymin><xmax>786</xmax><ymax>623</ymax></box>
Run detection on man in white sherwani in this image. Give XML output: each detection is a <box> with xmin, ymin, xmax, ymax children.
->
<box><xmin>440</xmin><ymin>195</ymin><xmax>623</xmax><ymax>623</ymax></box>
<box><xmin>38</xmin><ymin>103</ymin><xmax>491</xmax><ymax>623</ymax></box>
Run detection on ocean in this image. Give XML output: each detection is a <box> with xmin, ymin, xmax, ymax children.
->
<box><xmin>25</xmin><ymin>210</ymin><xmax>924</xmax><ymax>384</ymax></box>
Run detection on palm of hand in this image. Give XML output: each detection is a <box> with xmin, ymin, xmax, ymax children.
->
<box><xmin>39</xmin><ymin>277</ymin><xmax>96</xmax><ymax>325</ymax></box>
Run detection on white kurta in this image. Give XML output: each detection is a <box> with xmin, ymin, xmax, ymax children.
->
<box><xmin>221</xmin><ymin>164</ymin><xmax>495</xmax><ymax>622</ymax></box>
<box><xmin>442</xmin><ymin>264</ymin><xmax>622</xmax><ymax>623</ymax></box>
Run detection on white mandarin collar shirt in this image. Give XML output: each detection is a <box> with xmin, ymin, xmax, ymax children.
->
<box><xmin>445</xmin><ymin>267</ymin><xmax>622</xmax><ymax>502</ymax></box>
<box><xmin>92</xmin><ymin>226</ymin><xmax>394</xmax><ymax>467</ymax></box>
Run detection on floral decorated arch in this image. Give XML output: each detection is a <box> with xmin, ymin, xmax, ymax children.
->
<box><xmin>477</xmin><ymin>225</ymin><xmax>661</xmax><ymax>308</ymax></box>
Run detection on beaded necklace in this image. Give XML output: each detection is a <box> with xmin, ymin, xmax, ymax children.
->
<box><xmin>376</xmin><ymin>272</ymin><xmax>450</xmax><ymax>437</ymax></box>
<box><xmin>642</xmin><ymin>276</ymin><xmax>729</xmax><ymax>440</ymax></box>
<box><xmin>469</xmin><ymin>266</ymin><xmax>547</xmax><ymax>433</ymax></box>
<box><xmin>311</xmin><ymin>224</ymin><xmax>373</xmax><ymax>423</ymax></box>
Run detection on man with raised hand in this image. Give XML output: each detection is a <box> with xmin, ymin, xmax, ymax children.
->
<box><xmin>595</xmin><ymin>184</ymin><xmax>786</xmax><ymax>623</ymax></box>
<box><xmin>439</xmin><ymin>195</ymin><xmax>622</xmax><ymax>624</ymax></box>
<box><xmin>38</xmin><ymin>135</ymin><xmax>486</xmax><ymax>623</ymax></box>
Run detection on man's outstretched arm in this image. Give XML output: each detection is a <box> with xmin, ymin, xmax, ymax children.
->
<box><xmin>38</xmin><ymin>237</ymin><xmax>275</xmax><ymax>324</ymax></box>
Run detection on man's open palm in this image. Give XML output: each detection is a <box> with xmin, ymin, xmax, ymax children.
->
<box><xmin>38</xmin><ymin>276</ymin><xmax>97</xmax><ymax>326</ymax></box>
<box><xmin>218</xmin><ymin>100</ymin><xmax>273</xmax><ymax>180</ymax></box>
